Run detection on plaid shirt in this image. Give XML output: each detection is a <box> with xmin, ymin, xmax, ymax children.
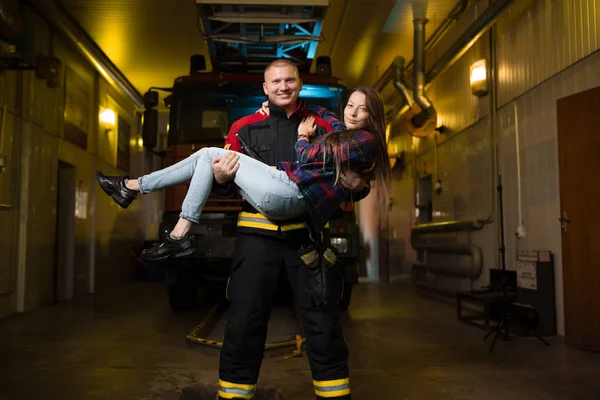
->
<box><xmin>278</xmin><ymin>106</ymin><xmax>375</xmax><ymax>234</ymax></box>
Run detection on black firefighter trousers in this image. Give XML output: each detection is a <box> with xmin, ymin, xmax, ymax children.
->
<box><xmin>218</xmin><ymin>233</ymin><xmax>351</xmax><ymax>400</ymax></box>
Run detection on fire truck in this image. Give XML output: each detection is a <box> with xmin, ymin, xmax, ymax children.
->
<box><xmin>141</xmin><ymin>0</ymin><xmax>364</xmax><ymax>311</ymax></box>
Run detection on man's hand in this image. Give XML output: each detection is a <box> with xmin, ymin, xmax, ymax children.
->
<box><xmin>339</xmin><ymin>170</ymin><xmax>366</xmax><ymax>191</ymax></box>
<box><xmin>212</xmin><ymin>151</ymin><xmax>240</xmax><ymax>184</ymax></box>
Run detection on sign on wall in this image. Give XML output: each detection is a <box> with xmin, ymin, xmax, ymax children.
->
<box><xmin>517</xmin><ymin>250</ymin><xmax>553</xmax><ymax>290</ymax></box>
<box><xmin>517</xmin><ymin>260</ymin><xmax>537</xmax><ymax>290</ymax></box>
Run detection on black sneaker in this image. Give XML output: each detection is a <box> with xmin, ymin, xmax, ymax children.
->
<box><xmin>95</xmin><ymin>171</ymin><xmax>138</xmax><ymax>209</ymax></box>
<box><xmin>141</xmin><ymin>234</ymin><xmax>195</xmax><ymax>261</ymax></box>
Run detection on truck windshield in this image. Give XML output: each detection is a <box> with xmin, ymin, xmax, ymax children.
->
<box><xmin>168</xmin><ymin>82</ymin><xmax>345</xmax><ymax>146</ymax></box>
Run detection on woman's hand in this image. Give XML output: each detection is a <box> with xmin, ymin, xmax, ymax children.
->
<box><xmin>339</xmin><ymin>170</ymin><xmax>367</xmax><ymax>190</ymax></box>
<box><xmin>298</xmin><ymin>116</ymin><xmax>316</xmax><ymax>140</ymax></box>
<box><xmin>256</xmin><ymin>101</ymin><xmax>269</xmax><ymax>116</ymax></box>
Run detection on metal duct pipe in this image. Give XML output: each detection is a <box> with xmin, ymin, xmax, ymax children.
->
<box><xmin>426</xmin><ymin>0</ymin><xmax>514</xmax><ymax>83</ymax></box>
<box><xmin>373</xmin><ymin>0</ymin><xmax>468</xmax><ymax>93</ymax></box>
<box><xmin>412</xmin><ymin>17</ymin><xmax>435</xmax><ymax>127</ymax></box>
<box><xmin>410</xmin><ymin>219</ymin><xmax>485</xmax><ymax>246</ymax></box>
<box><xmin>393</xmin><ymin>56</ymin><xmax>412</xmax><ymax>106</ymax></box>
<box><xmin>404</xmin><ymin>0</ymin><xmax>469</xmax><ymax>73</ymax></box>
<box><xmin>412</xmin><ymin>244</ymin><xmax>484</xmax><ymax>279</ymax></box>
<box><xmin>409</xmin><ymin>219</ymin><xmax>486</xmax><ymax>281</ymax></box>
<box><xmin>31</xmin><ymin>0</ymin><xmax>143</xmax><ymax>108</ymax></box>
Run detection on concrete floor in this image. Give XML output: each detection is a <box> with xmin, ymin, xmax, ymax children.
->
<box><xmin>1</xmin><ymin>279</ymin><xmax>599</xmax><ymax>400</ymax></box>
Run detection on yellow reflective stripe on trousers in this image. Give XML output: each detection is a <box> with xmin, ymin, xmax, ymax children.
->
<box><xmin>301</xmin><ymin>250</ymin><xmax>318</xmax><ymax>265</ymax></box>
<box><xmin>237</xmin><ymin>212</ymin><xmax>329</xmax><ymax>231</ymax></box>
<box><xmin>237</xmin><ymin>211</ymin><xmax>309</xmax><ymax>231</ymax></box>
<box><xmin>218</xmin><ymin>379</ymin><xmax>256</xmax><ymax>399</ymax></box>
<box><xmin>238</xmin><ymin>220</ymin><xmax>279</xmax><ymax>231</ymax></box>
<box><xmin>313</xmin><ymin>378</ymin><xmax>350</xmax><ymax>397</ymax></box>
<box><xmin>237</xmin><ymin>212</ymin><xmax>279</xmax><ymax>231</ymax></box>
<box><xmin>281</xmin><ymin>222</ymin><xmax>309</xmax><ymax>231</ymax></box>
<box><xmin>323</xmin><ymin>248</ymin><xmax>337</xmax><ymax>265</ymax></box>
<box><xmin>239</xmin><ymin>212</ymin><xmax>269</xmax><ymax>220</ymax></box>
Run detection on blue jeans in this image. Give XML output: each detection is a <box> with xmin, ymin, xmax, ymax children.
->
<box><xmin>138</xmin><ymin>147</ymin><xmax>307</xmax><ymax>223</ymax></box>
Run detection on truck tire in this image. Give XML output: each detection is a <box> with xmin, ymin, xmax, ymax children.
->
<box><xmin>339</xmin><ymin>283</ymin><xmax>354</xmax><ymax>312</ymax></box>
<box><xmin>167</xmin><ymin>282</ymin><xmax>197</xmax><ymax>311</ymax></box>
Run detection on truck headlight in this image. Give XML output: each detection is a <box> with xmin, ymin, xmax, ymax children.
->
<box><xmin>330</xmin><ymin>237</ymin><xmax>348</xmax><ymax>253</ymax></box>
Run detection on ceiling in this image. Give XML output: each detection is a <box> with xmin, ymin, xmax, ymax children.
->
<box><xmin>58</xmin><ymin>0</ymin><xmax>462</xmax><ymax>105</ymax></box>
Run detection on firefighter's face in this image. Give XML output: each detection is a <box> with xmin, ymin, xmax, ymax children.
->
<box><xmin>344</xmin><ymin>91</ymin><xmax>369</xmax><ymax>129</ymax></box>
<box><xmin>263</xmin><ymin>66</ymin><xmax>302</xmax><ymax>107</ymax></box>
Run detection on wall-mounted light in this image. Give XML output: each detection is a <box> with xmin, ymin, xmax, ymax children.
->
<box><xmin>100</xmin><ymin>108</ymin><xmax>116</xmax><ymax>136</ymax></box>
<box><xmin>100</xmin><ymin>108</ymin><xmax>116</xmax><ymax>126</ymax></box>
<box><xmin>470</xmin><ymin>59</ymin><xmax>488</xmax><ymax>97</ymax></box>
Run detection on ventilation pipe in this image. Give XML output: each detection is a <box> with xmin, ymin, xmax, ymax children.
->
<box><xmin>411</xmin><ymin>12</ymin><xmax>436</xmax><ymax>128</ymax></box>
<box><xmin>426</xmin><ymin>0</ymin><xmax>514</xmax><ymax>83</ymax></box>
<box><xmin>404</xmin><ymin>0</ymin><xmax>468</xmax><ymax>73</ymax></box>
<box><xmin>373</xmin><ymin>0</ymin><xmax>468</xmax><ymax>93</ymax></box>
<box><xmin>392</xmin><ymin>56</ymin><xmax>413</xmax><ymax>107</ymax></box>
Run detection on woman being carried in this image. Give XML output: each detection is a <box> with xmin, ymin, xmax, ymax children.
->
<box><xmin>95</xmin><ymin>86</ymin><xmax>391</xmax><ymax>260</ymax></box>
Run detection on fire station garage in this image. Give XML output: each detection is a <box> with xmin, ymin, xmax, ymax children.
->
<box><xmin>1</xmin><ymin>0</ymin><xmax>600</xmax><ymax>399</ymax></box>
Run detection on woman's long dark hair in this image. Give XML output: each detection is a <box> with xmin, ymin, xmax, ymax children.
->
<box><xmin>315</xmin><ymin>86</ymin><xmax>391</xmax><ymax>212</ymax></box>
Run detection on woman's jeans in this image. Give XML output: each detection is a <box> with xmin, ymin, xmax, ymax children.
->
<box><xmin>138</xmin><ymin>147</ymin><xmax>306</xmax><ymax>223</ymax></box>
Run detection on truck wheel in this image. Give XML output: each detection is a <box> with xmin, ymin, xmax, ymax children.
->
<box><xmin>167</xmin><ymin>282</ymin><xmax>197</xmax><ymax>311</ymax></box>
<box><xmin>339</xmin><ymin>283</ymin><xmax>354</xmax><ymax>312</ymax></box>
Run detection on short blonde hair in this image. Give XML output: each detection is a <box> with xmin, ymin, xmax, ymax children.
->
<box><xmin>264</xmin><ymin>59</ymin><xmax>299</xmax><ymax>79</ymax></box>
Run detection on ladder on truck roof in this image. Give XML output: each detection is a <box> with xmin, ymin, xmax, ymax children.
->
<box><xmin>195</xmin><ymin>0</ymin><xmax>329</xmax><ymax>74</ymax></box>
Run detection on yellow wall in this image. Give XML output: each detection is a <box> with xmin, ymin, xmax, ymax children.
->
<box><xmin>378</xmin><ymin>0</ymin><xmax>600</xmax><ymax>336</ymax></box>
<box><xmin>0</xmin><ymin>6</ymin><xmax>158</xmax><ymax>318</ymax></box>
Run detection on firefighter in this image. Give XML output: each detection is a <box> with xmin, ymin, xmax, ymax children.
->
<box><xmin>211</xmin><ymin>59</ymin><xmax>369</xmax><ymax>400</ymax></box>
